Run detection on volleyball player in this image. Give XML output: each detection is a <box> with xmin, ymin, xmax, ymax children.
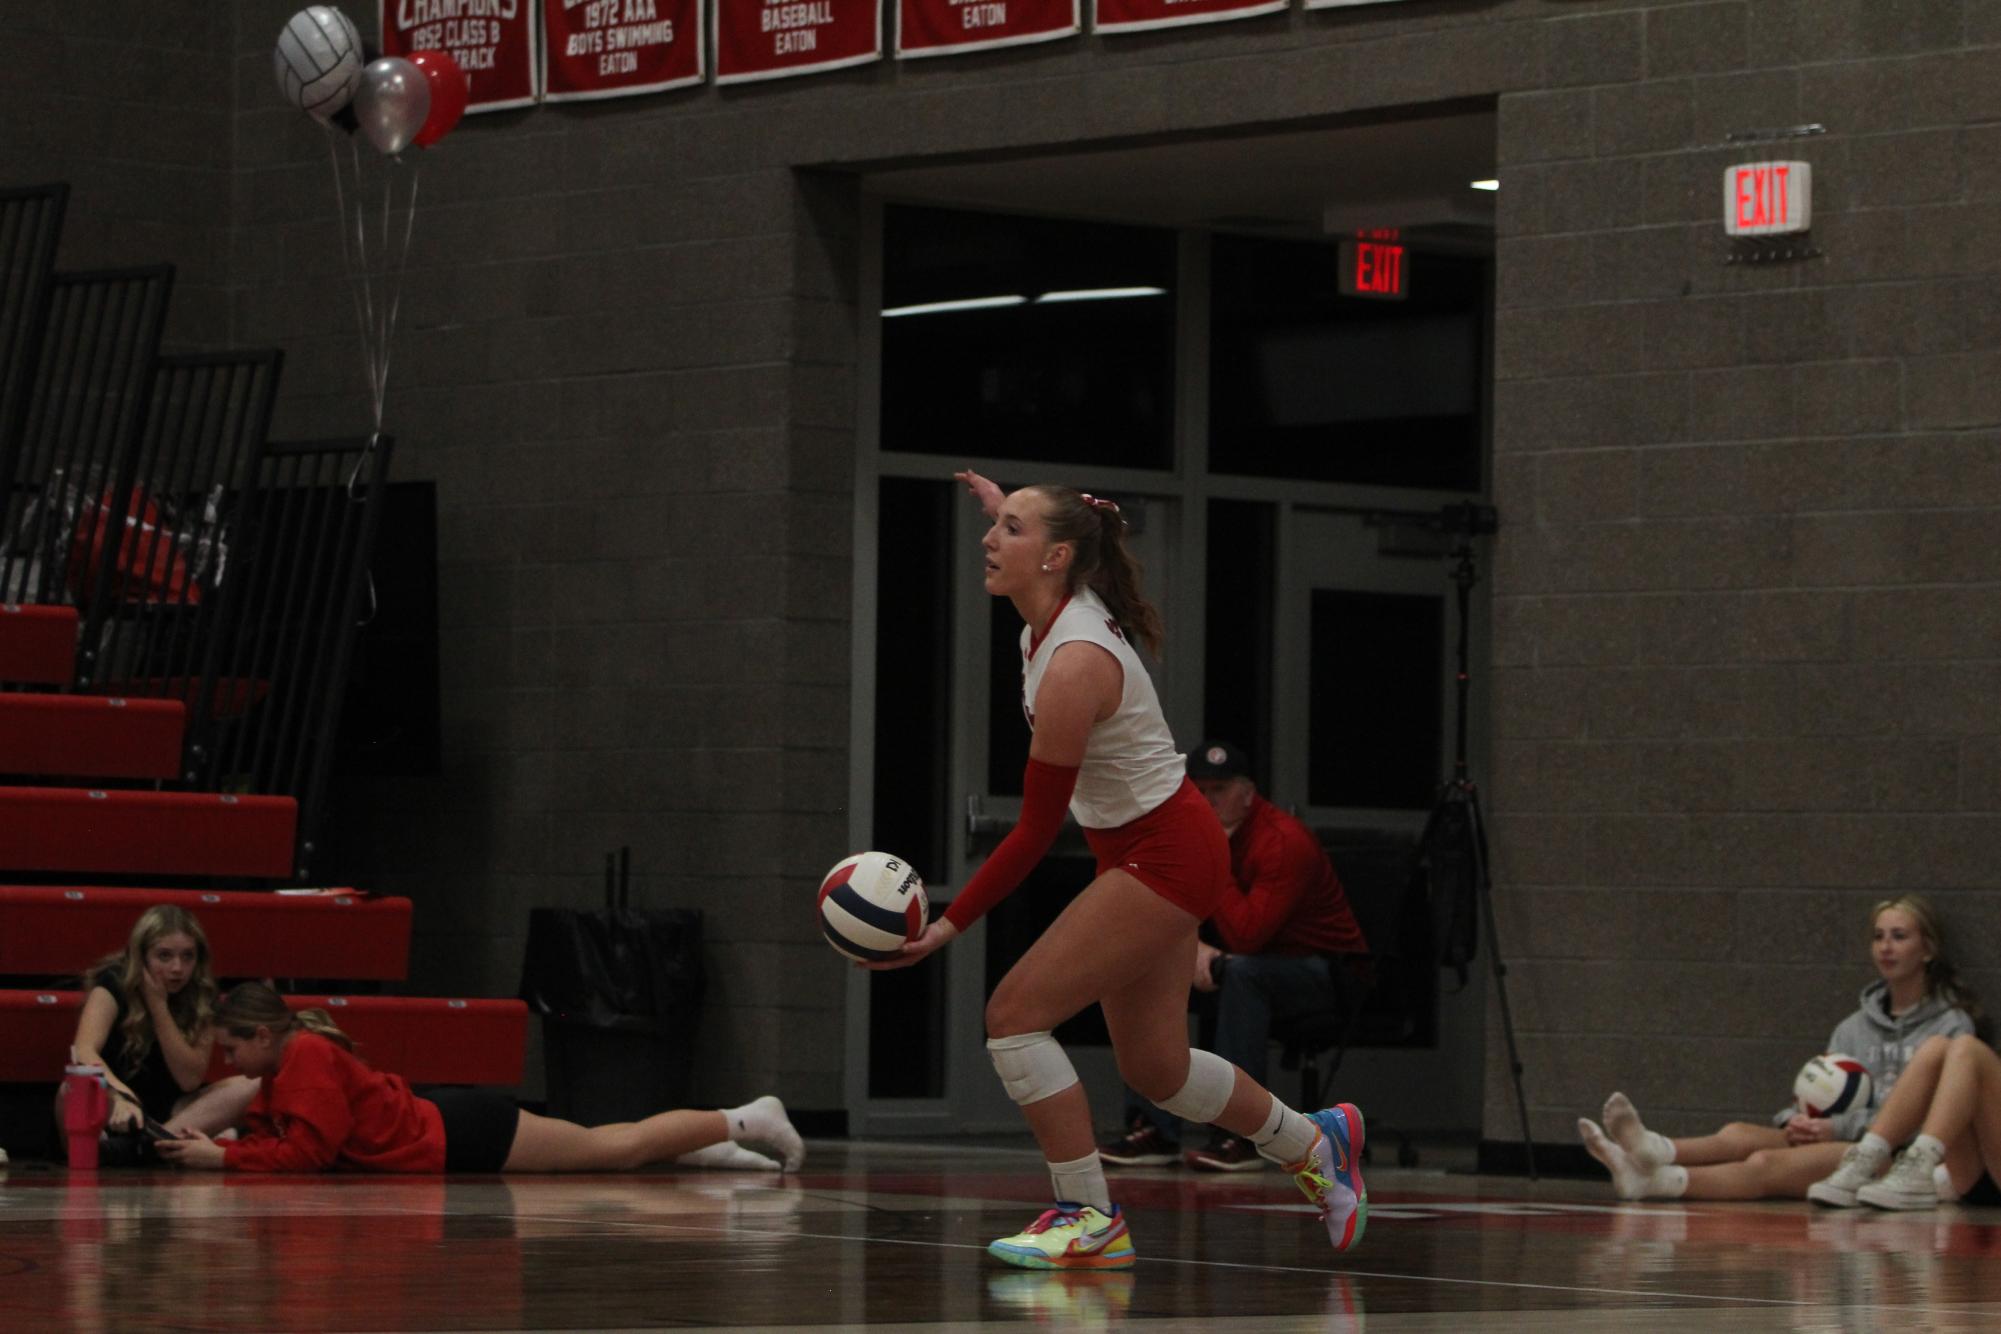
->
<box><xmin>155</xmin><ymin>982</ymin><xmax>803</xmax><ymax>1174</ymax></box>
<box><xmin>862</xmin><ymin>471</ymin><xmax>1366</xmax><ymax>1269</ymax></box>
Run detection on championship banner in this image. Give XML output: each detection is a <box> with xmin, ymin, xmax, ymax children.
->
<box><xmin>380</xmin><ymin>1</ymin><xmax>539</xmax><ymax>111</ymax></box>
<box><xmin>714</xmin><ymin>0</ymin><xmax>881</xmax><ymax>84</ymax></box>
<box><xmin>544</xmin><ymin>0</ymin><xmax>703</xmax><ymax>100</ymax></box>
<box><xmin>1093</xmin><ymin>0</ymin><xmax>1283</xmax><ymax>33</ymax></box>
<box><xmin>897</xmin><ymin>0</ymin><xmax>1079</xmax><ymax>59</ymax></box>
<box><xmin>1302</xmin><ymin>0</ymin><xmax>1409</xmax><ymax>9</ymax></box>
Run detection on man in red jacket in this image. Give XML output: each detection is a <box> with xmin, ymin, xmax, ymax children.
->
<box><xmin>1098</xmin><ymin>740</ymin><xmax>1367</xmax><ymax>1171</ymax></box>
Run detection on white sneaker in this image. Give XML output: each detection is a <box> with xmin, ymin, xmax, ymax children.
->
<box><xmin>1807</xmin><ymin>1141</ymin><xmax>1887</xmax><ymax>1208</ymax></box>
<box><xmin>1857</xmin><ymin>1143</ymin><xmax>1942</xmax><ymax>1211</ymax></box>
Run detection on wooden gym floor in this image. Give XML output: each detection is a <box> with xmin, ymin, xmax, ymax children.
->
<box><xmin>6</xmin><ymin>1138</ymin><xmax>2001</xmax><ymax>1331</ymax></box>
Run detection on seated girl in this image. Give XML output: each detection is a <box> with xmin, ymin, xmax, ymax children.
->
<box><xmin>59</xmin><ymin>905</ymin><xmax>259</xmax><ymax>1152</ymax></box>
<box><xmin>155</xmin><ymin>982</ymin><xmax>804</xmax><ymax>1174</ymax></box>
<box><xmin>1577</xmin><ymin>894</ymin><xmax>1978</xmax><ymax>1201</ymax></box>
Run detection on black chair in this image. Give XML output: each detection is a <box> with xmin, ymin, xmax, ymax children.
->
<box><xmin>1269</xmin><ymin>829</ymin><xmax>1429</xmax><ymax>1167</ymax></box>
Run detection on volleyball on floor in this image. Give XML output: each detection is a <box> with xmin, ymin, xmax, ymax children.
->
<box><xmin>274</xmin><ymin>6</ymin><xmax>363</xmax><ymax>121</ymax></box>
<box><xmin>1794</xmin><ymin>1053</ymin><xmax>1871</xmax><ymax>1117</ymax></box>
<box><xmin>818</xmin><ymin>851</ymin><xmax>928</xmax><ymax>962</ymax></box>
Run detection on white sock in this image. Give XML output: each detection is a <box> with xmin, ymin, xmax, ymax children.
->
<box><xmin>1050</xmin><ymin>1151</ymin><xmax>1112</xmax><ymax>1214</ymax></box>
<box><xmin>1856</xmin><ymin>1131</ymin><xmax>1890</xmax><ymax>1163</ymax></box>
<box><xmin>1603</xmin><ymin>1092</ymin><xmax>1674</xmax><ymax>1170</ymax></box>
<box><xmin>1911</xmin><ymin>1133</ymin><xmax>1947</xmax><ymax>1164</ymax></box>
<box><xmin>676</xmin><ymin>1141</ymin><xmax>780</xmax><ymax>1171</ymax></box>
<box><xmin>723</xmin><ymin>1095</ymin><xmax>806</xmax><ymax>1172</ymax></box>
<box><xmin>1252</xmin><ymin>1096</ymin><xmax>1317</xmax><ymax>1166</ymax></box>
<box><xmin>1646</xmin><ymin>1165</ymin><xmax>1689</xmax><ymax>1199</ymax></box>
<box><xmin>1580</xmin><ymin>1118</ymin><xmax>1653</xmax><ymax>1199</ymax></box>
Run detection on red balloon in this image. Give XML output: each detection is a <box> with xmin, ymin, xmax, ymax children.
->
<box><xmin>408</xmin><ymin>49</ymin><xmax>467</xmax><ymax>148</ymax></box>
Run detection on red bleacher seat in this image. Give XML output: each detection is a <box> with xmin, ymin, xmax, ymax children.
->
<box><xmin>0</xmin><ymin>885</ymin><xmax>412</xmax><ymax>981</ymax></box>
<box><xmin>0</xmin><ymin>787</ymin><xmax>296</xmax><ymax>879</ymax></box>
<box><xmin>0</xmin><ymin>693</ymin><xmax>185</xmax><ymax>780</ymax></box>
<box><xmin>0</xmin><ymin>604</ymin><xmax>77</xmax><ymax>686</ymax></box>
<box><xmin>0</xmin><ymin>991</ymin><xmax>526</xmax><ymax>1087</ymax></box>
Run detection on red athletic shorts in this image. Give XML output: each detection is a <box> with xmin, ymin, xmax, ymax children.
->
<box><xmin>1083</xmin><ymin>777</ymin><xmax>1231</xmax><ymax>920</ymax></box>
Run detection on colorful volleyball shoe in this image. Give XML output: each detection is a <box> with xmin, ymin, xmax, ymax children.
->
<box><xmin>987</xmin><ymin>1203</ymin><xmax>1136</xmax><ymax>1270</ymax></box>
<box><xmin>1289</xmin><ymin>1103</ymin><xmax>1367</xmax><ymax>1252</ymax></box>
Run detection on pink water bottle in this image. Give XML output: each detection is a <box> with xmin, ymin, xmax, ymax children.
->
<box><xmin>62</xmin><ymin>1064</ymin><xmax>109</xmax><ymax>1171</ymax></box>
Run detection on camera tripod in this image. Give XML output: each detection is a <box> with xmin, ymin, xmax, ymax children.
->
<box><xmin>1415</xmin><ymin>530</ymin><xmax>1537</xmax><ymax>1178</ymax></box>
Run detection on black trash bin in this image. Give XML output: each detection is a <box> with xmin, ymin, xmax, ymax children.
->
<box><xmin>520</xmin><ymin>851</ymin><xmax>704</xmax><ymax>1126</ymax></box>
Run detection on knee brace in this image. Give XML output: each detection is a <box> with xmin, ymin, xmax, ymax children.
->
<box><xmin>1151</xmin><ymin>1049</ymin><xmax>1235</xmax><ymax>1124</ymax></box>
<box><xmin>987</xmin><ymin>1031</ymin><xmax>1079</xmax><ymax>1106</ymax></box>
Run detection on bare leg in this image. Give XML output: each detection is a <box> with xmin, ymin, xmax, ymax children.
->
<box><xmin>1671</xmin><ymin>1122</ymin><xmax>1788</xmax><ymax>1166</ymax></box>
<box><xmin>1682</xmin><ymin>1141</ymin><xmax>1849</xmax><ymax>1200</ymax></box>
<box><xmin>1918</xmin><ymin>1034</ymin><xmax>2001</xmax><ymax>1195</ymax></box>
<box><xmin>167</xmin><ymin>1077</ymin><xmax>260</xmax><ymax>1137</ymax></box>
<box><xmin>1858</xmin><ymin>1034</ymin><xmax>1953</xmax><ymax>1146</ymax></box>
<box><xmin>501</xmin><ymin>1107</ymin><xmax>728</xmax><ymax>1172</ymax></box>
<box><xmin>988</xmin><ymin>869</ymin><xmax>1213</xmax><ymax>1166</ymax></box>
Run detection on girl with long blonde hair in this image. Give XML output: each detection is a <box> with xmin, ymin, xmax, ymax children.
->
<box><xmin>59</xmin><ymin>905</ymin><xmax>258</xmax><ymax>1151</ymax></box>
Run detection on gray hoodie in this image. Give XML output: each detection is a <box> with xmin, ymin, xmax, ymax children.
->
<box><xmin>1773</xmin><ymin>981</ymin><xmax>1975</xmax><ymax>1141</ymax></box>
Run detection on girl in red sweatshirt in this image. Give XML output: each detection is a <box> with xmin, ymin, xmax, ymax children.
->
<box><xmin>154</xmin><ymin>983</ymin><xmax>802</xmax><ymax>1174</ymax></box>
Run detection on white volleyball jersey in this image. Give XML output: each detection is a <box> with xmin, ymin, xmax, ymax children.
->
<box><xmin>1020</xmin><ymin>586</ymin><xmax>1186</xmax><ymax>828</ymax></box>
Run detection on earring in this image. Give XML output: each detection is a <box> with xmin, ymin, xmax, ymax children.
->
<box><xmin>1040</xmin><ymin>564</ymin><xmax>1052</xmax><ymax>572</ymax></box>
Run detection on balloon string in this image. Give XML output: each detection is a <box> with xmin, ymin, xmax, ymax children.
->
<box><xmin>346</xmin><ymin>133</ymin><xmax>383</xmax><ymax>430</ymax></box>
<box><xmin>326</xmin><ymin>128</ymin><xmax>376</xmax><ymax>434</ymax></box>
<box><xmin>376</xmin><ymin>160</ymin><xmax>421</xmax><ymax>440</ymax></box>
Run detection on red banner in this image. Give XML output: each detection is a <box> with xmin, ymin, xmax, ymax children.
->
<box><xmin>897</xmin><ymin>0</ymin><xmax>1078</xmax><ymax>58</ymax></box>
<box><xmin>544</xmin><ymin>0</ymin><xmax>702</xmax><ymax>100</ymax></box>
<box><xmin>1093</xmin><ymin>0</ymin><xmax>1284</xmax><ymax>34</ymax></box>
<box><xmin>380</xmin><ymin>1</ymin><xmax>539</xmax><ymax>111</ymax></box>
<box><xmin>714</xmin><ymin>0</ymin><xmax>881</xmax><ymax>84</ymax></box>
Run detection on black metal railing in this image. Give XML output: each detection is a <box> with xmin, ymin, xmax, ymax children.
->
<box><xmin>74</xmin><ymin>350</ymin><xmax>283</xmax><ymax>693</ymax></box>
<box><xmin>183</xmin><ymin>435</ymin><xmax>395</xmax><ymax>880</ymax></box>
<box><xmin>0</xmin><ymin>184</ymin><xmax>67</xmax><ymax>451</ymax></box>
<box><xmin>0</xmin><ymin>265</ymin><xmax>174</xmax><ymax>608</ymax></box>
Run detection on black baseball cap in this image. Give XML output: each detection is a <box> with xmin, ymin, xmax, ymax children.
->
<box><xmin>1187</xmin><ymin>740</ymin><xmax>1251</xmax><ymax>781</ymax></box>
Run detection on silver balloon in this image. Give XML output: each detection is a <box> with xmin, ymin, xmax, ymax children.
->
<box><xmin>352</xmin><ymin>57</ymin><xmax>430</xmax><ymax>156</ymax></box>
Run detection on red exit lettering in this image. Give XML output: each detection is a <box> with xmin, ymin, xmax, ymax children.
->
<box><xmin>1355</xmin><ymin>242</ymin><xmax>1402</xmax><ymax>295</ymax></box>
<box><xmin>1724</xmin><ymin>160</ymin><xmax>1811</xmax><ymax>236</ymax></box>
<box><xmin>1734</xmin><ymin>165</ymin><xmax>1791</xmax><ymax>229</ymax></box>
<box><xmin>1337</xmin><ymin>238</ymin><xmax>1408</xmax><ymax>300</ymax></box>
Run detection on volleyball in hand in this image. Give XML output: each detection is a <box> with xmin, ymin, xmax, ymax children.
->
<box><xmin>818</xmin><ymin>851</ymin><xmax>928</xmax><ymax>962</ymax></box>
<box><xmin>273</xmin><ymin>6</ymin><xmax>364</xmax><ymax>121</ymax></box>
<box><xmin>1794</xmin><ymin>1053</ymin><xmax>1872</xmax><ymax>1118</ymax></box>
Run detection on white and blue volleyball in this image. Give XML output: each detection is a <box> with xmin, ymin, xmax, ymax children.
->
<box><xmin>1794</xmin><ymin>1053</ymin><xmax>1872</xmax><ymax>1118</ymax></box>
<box><xmin>818</xmin><ymin>851</ymin><xmax>928</xmax><ymax>963</ymax></box>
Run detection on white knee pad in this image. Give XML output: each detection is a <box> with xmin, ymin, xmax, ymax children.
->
<box><xmin>1152</xmin><ymin>1049</ymin><xmax>1235</xmax><ymax>1124</ymax></box>
<box><xmin>987</xmin><ymin>1031</ymin><xmax>1079</xmax><ymax>1106</ymax></box>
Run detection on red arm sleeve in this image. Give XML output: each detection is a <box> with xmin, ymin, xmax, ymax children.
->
<box><xmin>943</xmin><ymin>758</ymin><xmax>1080</xmax><ymax>932</ymax></box>
<box><xmin>1208</xmin><ymin>831</ymin><xmax>1307</xmax><ymax>954</ymax></box>
<box><xmin>222</xmin><ymin>1040</ymin><xmax>352</xmax><ymax>1173</ymax></box>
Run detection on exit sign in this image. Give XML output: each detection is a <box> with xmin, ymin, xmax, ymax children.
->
<box><xmin>1724</xmin><ymin>160</ymin><xmax>1811</xmax><ymax>236</ymax></box>
<box><xmin>1338</xmin><ymin>232</ymin><xmax>1407</xmax><ymax>300</ymax></box>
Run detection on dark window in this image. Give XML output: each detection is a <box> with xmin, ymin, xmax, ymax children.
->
<box><xmin>1308</xmin><ymin>590</ymin><xmax>1442</xmax><ymax>809</ymax></box>
<box><xmin>872</xmin><ymin>477</ymin><xmax>953</xmax><ymax>882</ymax></box>
<box><xmin>881</xmin><ymin>205</ymin><xmax>1176</xmax><ymax>471</ymax></box>
<box><xmin>1203</xmin><ymin>498</ymin><xmax>1275</xmax><ymax>788</ymax></box>
<box><xmin>869</xmin><ymin>927</ymin><xmax>948</xmax><ymax>1097</ymax></box>
<box><xmin>987</xmin><ymin>594</ymin><xmax>1028</xmax><ymax>796</ymax></box>
<box><xmin>1210</xmin><ymin>236</ymin><xmax>1486</xmax><ymax>490</ymax></box>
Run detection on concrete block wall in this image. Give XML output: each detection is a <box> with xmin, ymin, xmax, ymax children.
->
<box><xmin>0</xmin><ymin>2</ymin><xmax>237</xmax><ymax>346</ymax></box>
<box><xmin>1489</xmin><ymin>0</ymin><xmax>2001</xmax><ymax>1142</ymax></box>
<box><xmin>12</xmin><ymin>0</ymin><xmax>1998</xmax><ymax>1133</ymax></box>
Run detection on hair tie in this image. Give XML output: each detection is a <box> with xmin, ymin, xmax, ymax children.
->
<box><xmin>1080</xmin><ymin>493</ymin><xmax>1123</xmax><ymax>520</ymax></box>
